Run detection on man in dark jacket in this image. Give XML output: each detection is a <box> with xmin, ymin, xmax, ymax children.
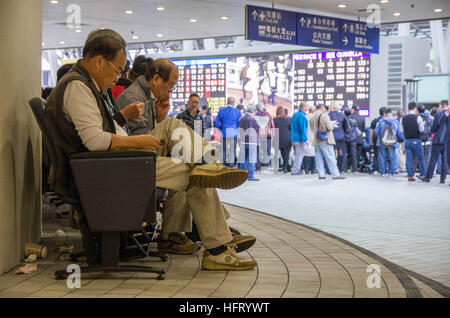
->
<box><xmin>176</xmin><ymin>93</ymin><xmax>205</xmax><ymax>137</ymax></box>
<box><xmin>419</xmin><ymin>100</ymin><xmax>449</xmax><ymax>183</ymax></box>
<box><xmin>343</xmin><ymin>107</ymin><xmax>360</xmax><ymax>173</ymax></box>
<box><xmin>370</xmin><ymin>107</ymin><xmax>385</xmax><ymax>174</ymax></box>
<box><xmin>401</xmin><ymin>102</ymin><xmax>427</xmax><ymax>181</ymax></box>
<box><xmin>238</xmin><ymin>106</ymin><xmax>260</xmax><ymax>181</ymax></box>
<box><xmin>350</xmin><ymin>105</ymin><xmax>365</xmax><ymax>170</ymax></box>
<box><xmin>201</xmin><ymin>105</ymin><xmax>213</xmax><ymax>141</ymax></box>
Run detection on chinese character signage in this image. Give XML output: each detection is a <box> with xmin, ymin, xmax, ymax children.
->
<box><xmin>296</xmin><ymin>13</ymin><xmax>340</xmax><ymax>49</ymax></box>
<box><xmin>245</xmin><ymin>5</ymin><xmax>297</xmax><ymax>45</ymax></box>
<box><xmin>171</xmin><ymin>58</ymin><xmax>227</xmax><ymax>113</ymax></box>
<box><xmin>293</xmin><ymin>51</ymin><xmax>371</xmax><ymax>116</ymax></box>
<box><xmin>246</xmin><ymin>5</ymin><xmax>379</xmax><ymax>54</ymax></box>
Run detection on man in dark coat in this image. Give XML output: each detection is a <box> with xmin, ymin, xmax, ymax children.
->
<box><xmin>350</xmin><ymin>105</ymin><xmax>365</xmax><ymax>170</ymax></box>
<box><xmin>419</xmin><ymin>100</ymin><xmax>449</xmax><ymax>183</ymax></box>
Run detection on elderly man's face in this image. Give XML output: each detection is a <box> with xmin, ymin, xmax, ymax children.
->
<box><xmin>97</xmin><ymin>50</ymin><xmax>126</xmax><ymax>91</ymax></box>
<box><xmin>152</xmin><ymin>67</ymin><xmax>179</xmax><ymax>100</ymax></box>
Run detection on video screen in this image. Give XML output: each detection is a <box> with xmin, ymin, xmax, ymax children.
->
<box><xmin>171</xmin><ymin>58</ymin><xmax>227</xmax><ymax>113</ymax></box>
<box><xmin>227</xmin><ymin>53</ymin><xmax>293</xmax><ymax>117</ymax></box>
<box><xmin>293</xmin><ymin>51</ymin><xmax>371</xmax><ymax>116</ymax></box>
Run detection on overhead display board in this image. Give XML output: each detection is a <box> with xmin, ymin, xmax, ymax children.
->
<box><xmin>293</xmin><ymin>50</ymin><xmax>371</xmax><ymax>116</ymax></box>
<box><xmin>246</xmin><ymin>4</ymin><xmax>380</xmax><ymax>54</ymax></box>
<box><xmin>171</xmin><ymin>58</ymin><xmax>227</xmax><ymax>113</ymax></box>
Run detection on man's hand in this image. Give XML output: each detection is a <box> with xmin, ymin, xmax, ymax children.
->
<box><xmin>155</xmin><ymin>94</ymin><xmax>171</xmax><ymax>122</ymax></box>
<box><xmin>120</xmin><ymin>102</ymin><xmax>145</xmax><ymax>120</ymax></box>
<box><xmin>138</xmin><ymin>135</ymin><xmax>161</xmax><ymax>151</ymax></box>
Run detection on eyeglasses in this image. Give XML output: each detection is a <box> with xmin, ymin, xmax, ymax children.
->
<box><xmin>168</xmin><ymin>82</ymin><xmax>177</xmax><ymax>92</ymax></box>
<box><xmin>105</xmin><ymin>58</ymin><xmax>123</xmax><ymax>79</ymax></box>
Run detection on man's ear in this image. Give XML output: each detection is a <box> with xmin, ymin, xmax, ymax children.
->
<box><xmin>93</xmin><ymin>55</ymin><xmax>104</xmax><ymax>71</ymax></box>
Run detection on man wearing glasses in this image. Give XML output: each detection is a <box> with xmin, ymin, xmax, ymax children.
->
<box><xmin>116</xmin><ymin>58</ymin><xmax>177</xmax><ymax>136</ymax></box>
<box><xmin>46</xmin><ymin>29</ymin><xmax>257</xmax><ymax>271</ymax></box>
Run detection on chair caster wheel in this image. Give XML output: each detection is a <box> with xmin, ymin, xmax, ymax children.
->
<box><xmin>156</xmin><ymin>274</ymin><xmax>165</xmax><ymax>280</ymax></box>
<box><xmin>160</xmin><ymin>256</ymin><xmax>168</xmax><ymax>262</ymax></box>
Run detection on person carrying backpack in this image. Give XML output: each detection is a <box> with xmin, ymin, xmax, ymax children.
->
<box><xmin>375</xmin><ymin>108</ymin><xmax>402</xmax><ymax>176</ymax></box>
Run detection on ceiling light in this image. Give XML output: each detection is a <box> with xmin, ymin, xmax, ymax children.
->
<box><xmin>434</xmin><ymin>9</ymin><xmax>442</xmax><ymax>13</ymax></box>
<box><xmin>156</xmin><ymin>34</ymin><xmax>163</xmax><ymax>38</ymax></box>
<box><xmin>393</xmin><ymin>12</ymin><xmax>401</xmax><ymax>16</ymax></box>
<box><xmin>100</xmin><ymin>27</ymin><xmax>105</xmax><ymax>30</ymax></box>
<box><xmin>75</xmin><ymin>29</ymin><xmax>81</xmax><ymax>33</ymax></box>
<box><xmin>42</xmin><ymin>42</ymin><xmax>45</xmax><ymax>46</ymax></box>
<box><xmin>190</xmin><ymin>19</ymin><xmax>197</xmax><ymax>23</ymax></box>
<box><xmin>338</xmin><ymin>4</ymin><xmax>347</xmax><ymax>8</ymax></box>
<box><xmin>132</xmin><ymin>35</ymin><xmax>139</xmax><ymax>40</ymax></box>
<box><xmin>157</xmin><ymin>7</ymin><xmax>164</xmax><ymax>11</ymax></box>
<box><xmin>50</xmin><ymin>0</ymin><xmax>58</xmax><ymax>4</ymax></box>
<box><xmin>59</xmin><ymin>41</ymin><xmax>65</xmax><ymax>45</ymax></box>
<box><xmin>221</xmin><ymin>16</ymin><xmax>228</xmax><ymax>20</ymax></box>
<box><xmin>380</xmin><ymin>0</ymin><xmax>388</xmax><ymax>3</ymax></box>
<box><xmin>125</xmin><ymin>10</ymin><xmax>133</xmax><ymax>14</ymax></box>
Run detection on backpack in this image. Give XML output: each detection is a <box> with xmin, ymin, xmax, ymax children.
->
<box><xmin>380</xmin><ymin>122</ymin><xmax>396</xmax><ymax>147</ymax></box>
<box><xmin>420</xmin><ymin>115</ymin><xmax>432</xmax><ymax>142</ymax></box>
<box><xmin>316</xmin><ymin>114</ymin><xmax>329</xmax><ymax>141</ymax></box>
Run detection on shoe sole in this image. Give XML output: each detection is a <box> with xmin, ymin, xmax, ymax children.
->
<box><xmin>227</xmin><ymin>237</ymin><xmax>256</xmax><ymax>253</ymax></box>
<box><xmin>201</xmin><ymin>259</ymin><xmax>257</xmax><ymax>271</ymax></box>
<box><xmin>190</xmin><ymin>170</ymin><xmax>248</xmax><ymax>189</ymax></box>
<box><xmin>157</xmin><ymin>245</ymin><xmax>201</xmax><ymax>255</ymax></box>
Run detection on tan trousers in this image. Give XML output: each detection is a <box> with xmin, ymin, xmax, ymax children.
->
<box><xmin>149</xmin><ymin>117</ymin><xmax>233</xmax><ymax>249</ymax></box>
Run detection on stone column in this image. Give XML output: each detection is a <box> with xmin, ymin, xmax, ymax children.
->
<box><xmin>0</xmin><ymin>0</ymin><xmax>43</xmax><ymax>274</ymax></box>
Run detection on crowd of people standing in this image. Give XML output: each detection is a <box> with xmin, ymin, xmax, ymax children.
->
<box><xmin>210</xmin><ymin>99</ymin><xmax>450</xmax><ymax>185</ymax></box>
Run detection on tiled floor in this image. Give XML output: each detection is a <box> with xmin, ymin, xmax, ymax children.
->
<box><xmin>218</xmin><ymin>171</ymin><xmax>450</xmax><ymax>288</ymax></box>
<box><xmin>0</xmin><ymin>202</ymin><xmax>447</xmax><ymax>298</ymax></box>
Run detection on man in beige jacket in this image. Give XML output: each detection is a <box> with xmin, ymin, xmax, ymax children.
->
<box><xmin>309</xmin><ymin>104</ymin><xmax>345</xmax><ymax>180</ymax></box>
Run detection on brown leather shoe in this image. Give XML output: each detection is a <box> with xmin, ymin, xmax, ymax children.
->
<box><xmin>157</xmin><ymin>233</ymin><xmax>201</xmax><ymax>255</ymax></box>
<box><xmin>408</xmin><ymin>177</ymin><xmax>416</xmax><ymax>182</ymax></box>
<box><xmin>190</xmin><ymin>162</ymin><xmax>248</xmax><ymax>189</ymax></box>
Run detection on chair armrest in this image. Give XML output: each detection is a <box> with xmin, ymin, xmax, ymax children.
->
<box><xmin>69</xmin><ymin>150</ymin><xmax>156</xmax><ymax>160</ymax></box>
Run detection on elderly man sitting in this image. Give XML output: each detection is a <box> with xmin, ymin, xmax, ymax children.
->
<box><xmin>46</xmin><ymin>29</ymin><xmax>257</xmax><ymax>271</ymax></box>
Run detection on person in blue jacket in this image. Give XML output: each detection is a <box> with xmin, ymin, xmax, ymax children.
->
<box><xmin>375</xmin><ymin>108</ymin><xmax>403</xmax><ymax>176</ymax></box>
<box><xmin>290</xmin><ymin>102</ymin><xmax>309</xmax><ymax>175</ymax></box>
<box><xmin>214</xmin><ymin>97</ymin><xmax>242</xmax><ymax>167</ymax></box>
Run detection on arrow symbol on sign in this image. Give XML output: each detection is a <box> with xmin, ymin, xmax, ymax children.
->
<box><xmin>342</xmin><ymin>36</ymin><xmax>348</xmax><ymax>45</ymax></box>
<box><xmin>343</xmin><ymin>24</ymin><xmax>349</xmax><ymax>32</ymax></box>
<box><xmin>252</xmin><ymin>10</ymin><xmax>258</xmax><ymax>20</ymax></box>
<box><xmin>300</xmin><ymin>17</ymin><xmax>306</xmax><ymax>27</ymax></box>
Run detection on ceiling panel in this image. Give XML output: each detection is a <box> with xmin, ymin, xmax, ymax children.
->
<box><xmin>42</xmin><ymin>0</ymin><xmax>449</xmax><ymax>49</ymax></box>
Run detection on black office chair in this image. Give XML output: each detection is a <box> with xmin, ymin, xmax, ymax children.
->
<box><xmin>28</xmin><ymin>97</ymin><xmax>166</xmax><ymax>280</ymax></box>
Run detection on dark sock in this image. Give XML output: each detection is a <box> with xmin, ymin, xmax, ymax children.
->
<box><xmin>207</xmin><ymin>245</ymin><xmax>227</xmax><ymax>255</ymax></box>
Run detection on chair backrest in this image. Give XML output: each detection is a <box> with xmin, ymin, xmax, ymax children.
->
<box><xmin>28</xmin><ymin>97</ymin><xmax>79</xmax><ymax>204</ymax></box>
<box><xmin>29</xmin><ymin>97</ymin><xmax>57</xmax><ymax>168</ymax></box>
